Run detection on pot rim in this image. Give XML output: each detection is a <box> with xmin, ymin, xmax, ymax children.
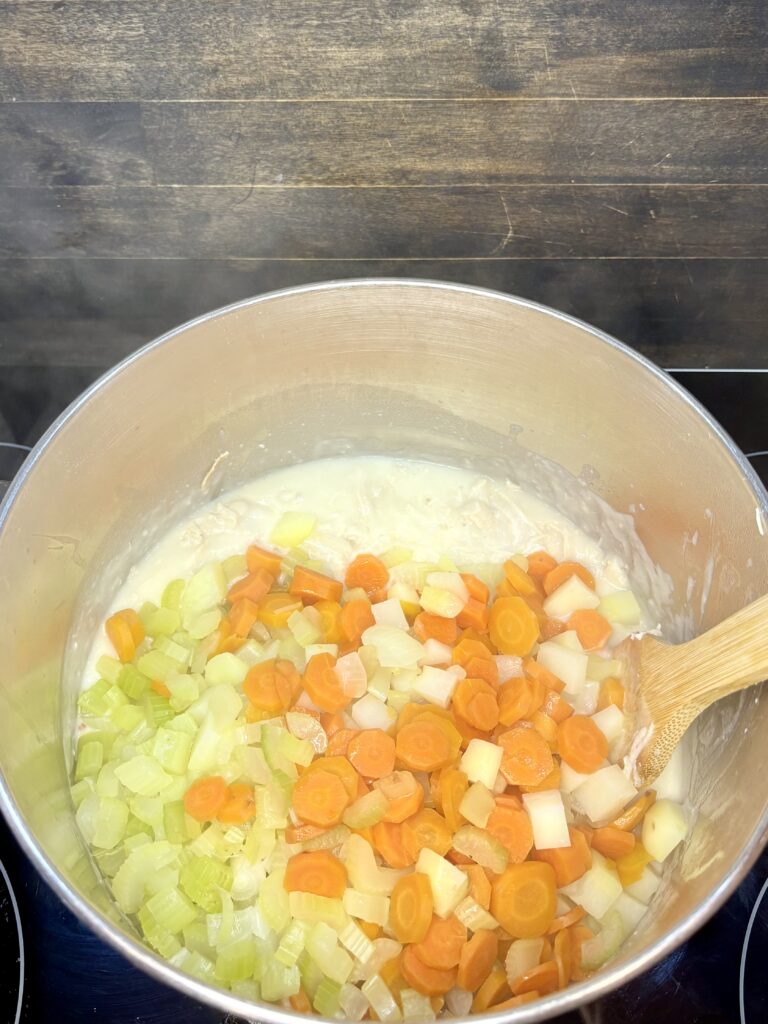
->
<box><xmin>1</xmin><ymin>277</ymin><xmax>767</xmax><ymax>1022</ymax></box>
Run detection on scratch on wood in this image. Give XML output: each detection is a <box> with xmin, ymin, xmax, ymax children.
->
<box><xmin>490</xmin><ymin>192</ymin><xmax>515</xmax><ymax>255</ymax></box>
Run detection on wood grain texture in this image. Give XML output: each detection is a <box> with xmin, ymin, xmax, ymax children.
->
<box><xmin>1</xmin><ymin>0</ymin><xmax>764</xmax><ymax>100</ymax></box>
<box><xmin>1</xmin><ymin>258</ymin><xmax>764</xmax><ymax>369</ymax></box>
<box><xmin>2</xmin><ymin>185</ymin><xmax>766</xmax><ymax>259</ymax></box>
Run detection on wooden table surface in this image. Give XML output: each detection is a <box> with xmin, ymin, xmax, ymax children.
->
<box><xmin>0</xmin><ymin>0</ymin><xmax>766</xmax><ymax>443</ymax></box>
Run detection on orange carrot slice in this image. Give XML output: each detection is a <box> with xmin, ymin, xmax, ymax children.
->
<box><xmin>489</xmin><ymin>597</ymin><xmax>539</xmax><ymax>656</ymax></box>
<box><xmin>557</xmin><ymin>715</ymin><xmax>608</xmax><ymax>773</ymax></box>
<box><xmin>284</xmin><ymin>850</ymin><xmax>347</xmax><ymax>898</ymax></box>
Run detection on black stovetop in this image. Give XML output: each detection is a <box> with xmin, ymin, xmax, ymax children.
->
<box><xmin>0</xmin><ymin>368</ymin><xmax>767</xmax><ymax>1024</ymax></box>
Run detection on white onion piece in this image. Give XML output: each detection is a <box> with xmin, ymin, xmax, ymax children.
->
<box><xmin>336</xmin><ymin>651</ymin><xmax>369</xmax><ymax>697</ymax></box>
<box><xmin>494</xmin><ymin>654</ymin><xmax>523</xmax><ymax>682</ymax></box>
<box><xmin>372</xmin><ymin>598</ymin><xmax>410</xmax><ymax>630</ymax></box>
<box><xmin>425</xmin><ymin>572</ymin><xmax>469</xmax><ymax>603</ymax></box>
<box><xmin>351</xmin><ymin>693</ymin><xmax>397</xmax><ymax>731</ymax></box>
<box><xmin>419</xmin><ymin>639</ymin><xmax>453</xmax><ymax>666</ymax></box>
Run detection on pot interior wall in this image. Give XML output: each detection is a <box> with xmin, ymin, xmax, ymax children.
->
<box><xmin>0</xmin><ymin>281</ymin><xmax>766</xmax><ymax>1004</ymax></box>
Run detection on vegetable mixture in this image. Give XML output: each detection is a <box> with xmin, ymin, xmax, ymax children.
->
<box><xmin>72</xmin><ymin>519</ymin><xmax>688</xmax><ymax>1018</ymax></box>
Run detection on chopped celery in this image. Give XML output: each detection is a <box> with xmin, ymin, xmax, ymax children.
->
<box><xmin>115</xmin><ymin>755</ymin><xmax>172</xmax><ymax>796</ymax></box>
<box><xmin>70</xmin><ymin>778</ymin><xmax>94</xmax><ymax>808</ymax></box>
<box><xmin>182</xmin><ymin>920</ymin><xmax>214</xmax><ymax>958</ymax></box>
<box><xmin>187</xmin><ymin>609</ymin><xmax>222</xmax><ymax>642</ymax></box>
<box><xmin>270</xmin><ymin>511</ymin><xmax>316</xmax><ymax>548</ymax></box>
<box><xmin>124</xmin><ymin>817</ymin><xmax>153</xmax><ymax>842</ymax></box>
<box><xmin>152</xmin><ymin>727</ymin><xmax>193</xmax><ymax>775</ymax></box>
<box><xmin>262</xmin><ymin>725</ymin><xmax>313</xmax><ymax>775</ymax></box>
<box><xmin>342</xmin><ymin>834</ymin><xmax>406</xmax><ymax>895</ymax></box>
<box><xmin>137</xmin><ymin>648</ymin><xmax>186</xmax><ymax>683</ymax></box>
<box><xmin>298</xmin><ymin>949</ymin><xmax>325</xmax><ymax>999</ymax></box>
<box><xmin>111</xmin><ymin>703</ymin><xmax>146</xmax><ymax>733</ymax></box>
<box><xmin>143</xmin><ymin>690</ymin><xmax>175</xmax><ymax>727</ymax></box>
<box><xmin>343</xmin><ymin>790</ymin><xmax>388</xmax><ymax>829</ymax></box>
<box><xmin>97</xmin><ymin>654</ymin><xmax>124</xmax><ymax>685</ymax></box>
<box><xmin>313</xmin><ymin>977</ymin><xmax>343</xmax><ymax>1016</ymax></box>
<box><xmin>75</xmin><ymin>740</ymin><xmax>103</xmax><ymax>780</ymax></box>
<box><xmin>261</xmin><ymin>960</ymin><xmax>301</xmax><ymax>1001</ymax></box>
<box><xmin>94</xmin><ymin>845</ymin><xmax>126</xmax><ymax>879</ymax></box>
<box><xmin>303</xmin><ymin>823</ymin><xmax>350</xmax><ymax>852</ymax></box>
<box><xmin>161</xmin><ymin>578</ymin><xmax>186</xmax><ymax>611</ymax></box>
<box><xmin>180</xmin><ymin>563</ymin><xmax>226</xmax><ymax>624</ymax></box>
<box><xmin>75</xmin><ymin>794</ymin><xmax>100</xmax><ymax>844</ymax></box>
<box><xmin>275</xmin><ymin>920</ymin><xmax>309</xmax><ymax>967</ymax></box>
<box><xmin>401</xmin><ymin>989</ymin><xmax>435</xmax><ymax>1022</ymax></box>
<box><xmin>580</xmin><ymin>908</ymin><xmax>624</xmax><ymax>970</ymax></box>
<box><xmin>454</xmin><ymin>895</ymin><xmax>499</xmax><ymax>932</ymax></box>
<box><xmin>244</xmin><ymin>824</ymin><xmax>277</xmax><ymax>863</ymax></box>
<box><xmin>154</xmin><ymin>635</ymin><xmax>192</xmax><ymax>667</ymax></box>
<box><xmin>362</xmin><ymin>975</ymin><xmax>402</xmax><ymax>1022</ymax></box>
<box><xmin>258</xmin><ymin>867</ymin><xmax>291</xmax><ymax>932</ymax></box>
<box><xmin>287</xmin><ymin>609</ymin><xmax>323</xmax><ymax>648</ymax></box>
<box><xmin>116</xmin><ymin>664</ymin><xmax>150</xmax><ymax>700</ymax></box>
<box><xmin>306</xmin><ymin>921</ymin><xmax>354</xmax><ymax>984</ymax></box>
<box><xmin>78</xmin><ymin>679</ymin><xmax>113</xmax><ymax>717</ymax></box>
<box><xmin>180</xmin><ymin>855</ymin><xmax>233</xmax><ymax>913</ymax></box>
<box><xmin>163</xmin><ymin>800</ymin><xmax>190</xmax><ymax>845</ymax></box>
<box><xmin>138</xmin><ymin>905</ymin><xmax>182</xmax><ymax>959</ymax></box>
<box><xmin>339</xmin><ymin>920</ymin><xmax>375</xmax><ymax>963</ymax></box>
<box><xmin>289</xmin><ymin>891</ymin><xmax>349</xmax><ymax>931</ymax></box>
<box><xmin>254</xmin><ymin>779</ymin><xmax>289</xmax><ymax>829</ymax></box>
<box><xmin>231</xmin><ymin>979</ymin><xmax>261</xmax><ymax>1001</ymax></box>
<box><xmin>342</xmin><ymin>888</ymin><xmax>390</xmax><ymax>926</ymax></box>
<box><xmin>215</xmin><ymin>937</ymin><xmax>258</xmax><ymax>982</ymax></box>
<box><xmin>112</xmin><ymin>840</ymin><xmax>178</xmax><ymax>914</ymax></box>
<box><xmin>223</xmin><ymin>553</ymin><xmax>248</xmax><ymax>582</ymax></box>
<box><xmin>173</xmin><ymin>947</ymin><xmax>216</xmax><ymax>982</ymax></box>
<box><xmin>187</xmin><ymin>714</ymin><xmax>226</xmax><ymax>773</ymax></box>
<box><xmin>452</xmin><ymin>825</ymin><xmax>508</xmax><ymax>874</ymax></box>
<box><xmin>234</xmin><ymin>744</ymin><xmax>272</xmax><ymax>785</ymax></box>
<box><xmin>205</xmin><ymin>654</ymin><xmax>248</xmax><ymax>689</ymax></box>
<box><xmin>144</xmin><ymin>885</ymin><xmax>198</xmax><ymax>934</ymax></box>
<box><xmin>230</xmin><ymin>853</ymin><xmax>267</xmax><ymax>901</ymax></box>
<box><xmin>130</xmin><ymin>795</ymin><xmax>164</xmax><ymax>834</ymax></box>
<box><xmin>144</xmin><ymin>605</ymin><xmax>182</xmax><ymax>638</ymax></box>
<box><xmin>92</xmin><ymin>796</ymin><xmax>129</xmax><ymax>849</ymax></box>
<box><xmin>167</xmin><ymin>711</ymin><xmax>197</xmax><ymax>735</ymax></box>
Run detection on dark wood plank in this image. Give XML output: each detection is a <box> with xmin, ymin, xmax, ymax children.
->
<box><xmin>1</xmin><ymin>0</ymin><xmax>764</xmax><ymax>100</ymax></box>
<box><xmin>0</xmin><ymin>258</ymin><xmax>765</xmax><ymax>369</ymax></box>
<box><xmin>0</xmin><ymin>103</ymin><xmax>152</xmax><ymax>186</ymax></box>
<box><xmin>1</xmin><ymin>185</ymin><xmax>765</xmax><ymax>258</ymax></box>
<box><xmin>3</xmin><ymin>100</ymin><xmax>763</xmax><ymax>187</ymax></box>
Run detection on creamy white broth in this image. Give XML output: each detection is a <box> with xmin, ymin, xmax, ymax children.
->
<box><xmin>82</xmin><ymin>456</ymin><xmax>651</xmax><ymax>686</ymax></box>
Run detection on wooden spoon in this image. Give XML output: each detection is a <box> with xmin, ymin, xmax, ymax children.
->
<box><xmin>615</xmin><ymin>593</ymin><xmax>768</xmax><ymax>786</ymax></box>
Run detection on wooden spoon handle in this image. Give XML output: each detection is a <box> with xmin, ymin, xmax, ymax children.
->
<box><xmin>660</xmin><ymin>591</ymin><xmax>768</xmax><ymax>708</ymax></box>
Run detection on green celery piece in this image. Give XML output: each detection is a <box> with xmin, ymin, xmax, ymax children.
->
<box><xmin>152</xmin><ymin>726</ymin><xmax>193</xmax><ymax>774</ymax></box>
<box><xmin>222</xmin><ymin>553</ymin><xmax>248</xmax><ymax>582</ymax></box>
<box><xmin>258</xmin><ymin>868</ymin><xmax>290</xmax><ymax>933</ymax></box>
<box><xmin>102</xmin><ymin>684</ymin><xmax>129</xmax><ymax>715</ymax></box>
<box><xmin>117</xmin><ymin>664</ymin><xmax>151</xmax><ymax>700</ymax></box>
<box><xmin>92</xmin><ymin>796</ymin><xmax>129</xmax><ymax>849</ymax></box>
<box><xmin>298</xmin><ymin>949</ymin><xmax>325</xmax><ymax>999</ymax></box>
<box><xmin>110</xmin><ymin>703</ymin><xmax>146</xmax><ymax>734</ymax></box>
<box><xmin>144</xmin><ymin>885</ymin><xmax>198</xmax><ymax>934</ymax></box>
<box><xmin>153</xmin><ymin>635</ymin><xmax>192</xmax><ymax>666</ymax></box>
<box><xmin>96</xmin><ymin>655</ymin><xmax>123</xmax><ymax>685</ymax></box>
<box><xmin>163</xmin><ymin>800</ymin><xmax>189</xmax><ymax>845</ymax></box>
<box><xmin>76</xmin><ymin>729</ymin><xmax>115</xmax><ymax>757</ymax></box>
<box><xmin>215</xmin><ymin>937</ymin><xmax>258</xmax><ymax>983</ymax></box>
<box><xmin>78</xmin><ymin>679</ymin><xmax>112</xmax><ymax>717</ymax></box>
<box><xmin>275</xmin><ymin>920</ymin><xmax>308</xmax><ymax>968</ymax></box>
<box><xmin>138</xmin><ymin>601</ymin><xmax>159</xmax><ymax>629</ymax></box>
<box><xmin>180</xmin><ymin>855</ymin><xmax>233</xmax><ymax>913</ymax></box>
<box><xmin>114</xmin><ymin>755</ymin><xmax>172</xmax><ymax>797</ymax></box>
<box><xmin>138</xmin><ymin>648</ymin><xmax>185</xmax><ymax>683</ymax></box>
<box><xmin>166</xmin><ymin>710</ymin><xmax>198</xmax><ymax>735</ymax></box>
<box><xmin>182</xmin><ymin>920</ymin><xmax>213</xmax><ymax>958</ymax></box>
<box><xmin>75</xmin><ymin>740</ymin><xmax>103</xmax><ymax>781</ymax></box>
<box><xmin>70</xmin><ymin>778</ymin><xmax>94</xmax><ymax>808</ymax></box>
<box><xmin>244</xmin><ymin>824</ymin><xmax>276</xmax><ymax>863</ymax></box>
<box><xmin>254</xmin><ymin>779</ymin><xmax>289</xmax><ymax>829</ymax></box>
<box><xmin>166</xmin><ymin>674</ymin><xmax>200</xmax><ymax>712</ymax></box>
<box><xmin>261</xmin><ymin>960</ymin><xmax>301</xmax><ymax>1002</ymax></box>
<box><xmin>145</xmin><ymin>606</ymin><xmax>182</xmax><ymax>638</ymax></box>
<box><xmin>143</xmin><ymin>690</ymin><xmax>175</xmax><ymax>727</ymax></box>
<box><xmin>137</xmin><ymin>905</ymin><xmax>182</xmax><ymax>959</ymax></box>
<box><xmin>230</xmin><ymin>979</ymin><xmax>260</xmax><ymax>1001</ymax></box>
<box><xmin>161</xmin><ymin>578</ymin><xmax>186</xmax><ymax>611</ymax></box>
<box><xmin>313</xmin><ymin>978</ymin><xmax>342</xmax><ymax>1016</ymax></box>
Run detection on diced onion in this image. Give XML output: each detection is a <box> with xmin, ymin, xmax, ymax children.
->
<box><xmin>336</xmin><ymin>651</ymin><xmax>369</xmax><ymax>697</ymax></box>
<box><xmin>372</xmin><ymin>598</ymin><xmax>409</xmax><ymax>630</ymax></box>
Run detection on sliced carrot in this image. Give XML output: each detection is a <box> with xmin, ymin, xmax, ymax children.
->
<box><xmin>226</xmin><ymin>596</ymin><xmax>260</xmax><ymax>637</ymax></box>
<box><xmin>183</xmin><ymin>775</ymin><xmax>228</xmax><ymax>822</ymax></box>
<box><xmin>502</xmin><ymin>560</ymin><xmax>538</xmax><ymax>597</ymax></box>
<box><xmin>491</xmin><ymin>861</ymin><xmax>557</xmax><ymax>938</ymax></box>
<box><xmin>257</xmin><ymin>591</ymin><xmax>302</xmax><ymax>629</ymax></box>
<box><xmin>358</xmin><ymin>920</ymin><xmax>381</xmax><ymax>940</ymax></box>
<box><xmin>463</xmin><ymin>655</ymin><xmax>499</xmax><ymax>687</ymax></box>
<box><xmin>307</xmin><ymin>755</ymin><xmax>358</xmax><ymax>800</ymax></box>
<box><xmin>591</xmin><ymin>826</ymin><xmax>636</xmax><ymax>860</ymax></box>
<box><xmin>243</xmin><ymin>658</ymin><xmax>301</xmax><ymax>714</ymax></box>
<box><xmin>401</xmin><ymin>945</ymin><xmax>457</xmax><ymax>997</ymax></box>
<box><xmin>289</xmin><ymin>987</ymin><xmax>312</xmax><ymax>1014</ymax></box>
<box><xmin>460</xmin><ymin>863</ymin><xmax>492</xmax><ymax>909</ymax></box>
<box><xmin>340</xmin><ymin>597</ymin><xmax>375</xmax><ymax>644</ymax></box>
<box><xmin>498</xmin><ymin>677</ymin><xmax>534</xmax><ymax>727</ymax></box>
<box><xmin>542</xmin><ymin>689</ymin><xmax>574</xmax><ymax>724</ymax></box>
<box><xmin>390</xmin><ymin>873</ymin><xmax>433</xmax><ymax>944</ymax></box>
<box><xmin>540</xmin><ymin>618</ymin><xmax>567</xmax><ymax>640</ymax></box>
<box><xmin>402</xmin><ymin>808</ymin><xmax>453</xmax><ymax>860</ymax></box>
<box><xmin>534</xmin><ymin>826</ymin><xmax>592</xmax><ymax>886</ymax></box>
<box><xmin>290</xmin><ymin>566</ymin><xmax>343</xmax><ymax>604</ymax></box>
<box><xmin>246</xmin><ymin>544</ymin><xmax>282</xmax><ymax>577</ymax></box>
<box><xmin>284</xmin><ymin>822</ymin><xmax>327</xmax><ymax>845</ymax></box>
<box><xmin>319</xmin><ymin>712</ymin><xmax>345</xmax><ymax>738</ymax></box>
<box><xmin>412</xmin><ymin>914</ymin><xmax>467</xmax><ymax>970</ymax></box>
<box><xmin>598</xmin><ymin>676</ymin><xmax>626</xmax><ymax>711</ymax></box>
<box><xmin>326</xmin><ymin>727</ymin><xmax>360</xmax><ymax>757</ymax></box>
<box><xmin>569</xmin><ymin>924</ymin><xmax>595</xmax><ymax>982</ymax></box>
<box><xmin>150</xmin><ymin>679</ymin><xmax>171</xmax><ymax>699</ymax></box>
<box><xmin>456</xmin><ymin>598</ymin><xmax>490</xmax><ymax>632</ymax></box>
<box><xmin>471</xmin><ymin>968</ymin><xmax>511</xmax><ymax>1013</ymax></box>
<box><xmin>557</xmin><ymin>715</ymin><xmax>608</xmax><ymax>773</ymax></box>
<box><xmin>488</xmin><ymin>992</ymin><xmax>540</xmax><ymax>1010</ymax></box>
<box><xmin>520</xmin><ymin>761</ymin><xmax>561</xmax><ymax>794</ymax></box>
<box><xmin>547</xmin><ymin>904</ymin><xmax>586</xmax><ymax>935</ymax></box>
<box><xmin>284</xmin><ymin>850</ymin><xmax>347</xmax><ymax>898</ymax></box>
<box><xmin>526</xmin><ymin>550</ymin><xmax>558</xmax><ymax>579</ymax></box>
<box><xmin>292</xmin><ymin>768</ymin><xmax>351</xmax><ymax>827</ymax></box>
<box><xmin>524</xmin><ymin>658</ymin><xmax>565</xmax><ymax>693</ymax></box>
<box><xmin>510</xmin><ymin>958</ymin><xmax>559</xmax><ymax>996</ymax></box>
<box><xmin>347</xmin><ymin>729</ymin><xmax>396</xmax><ymax>779</ymax></box>
<box><xmin>395</xmin><ymin>718</ymin><xmax>454</xmax><ymax>772</ymax></box>
<box><xmin>489</xmin><ymin>597</ymin><xmax>539</xmax><ymax>656</ymax></box>
<box><xmin>485</xmin><ymin>801</ymin><xmax>534</xmax><ymax>864</ymax></box>
<box><xmin>553</xmin><ymin>928</ymin><xmax>571</xmax><ymax>988</ymax></box>
<box><xmin>568</xmin><ymin>609</ymin><xmax>612</xmax><ymax>652</ymax></box>
<box><xmin>452</xmin><ymin>637</ymin><xmax>494</xmax><ymax>670</ymax></box>
<box><xmin>105</xmin><ymin>608</ymin><xmax>144</xmax><ymax>662</ymax></box>
<box><xmin>372</xmin><ymin>820</ymin><xmax>414</xmax><ymax>869</ymax></box>
<box><xmin>543</xmin><ymin>561</ymin><xmax>595</xmax><ymax>596</ymax></box>
<box><xmin>460</xmin><ymin>573</ymin><xmax>490</xmax><ymax>605</ymax></box>
<box><xmin>413</xmin><ymin>612</ymin><xmax>458</xmax><ymax>646</ymax></box>
<box><xmin>313</xmin><ymin>599</ymin><xmax>344</xmax><ymax>643</ymax></box>
<box><xmin>378</xmin><ymin>770</ymin><xmax>425</xmax><ymax>823</ymax></box>
<box><xmin>303</xmin><ymin>652</ymin><xmax>347</xmax><ymax>713</ymax></box>
<box><xmin>611</xmin><ymin>790</ymin><xmax>656</xmax><ymax>831</ymax></box>
<box><xmin>218</xmin><ymin>782</ymin><xmax>256</xmax><ymax>824</ymax></box>
<box><xmin>531</xmin><ymin>710</ymin><xmax>558</xmax><ymax>745</ymax></box>
<box><xmin>616</xmin><ymin>842</ymin><xmax>653</xmax><ymax>886</ymax></box>
<box><xmin>440</xmin><ymin>767</ymin><xmax>468</xmax><ymax>832</ymax></box>
<box><xmin>227</xmin><ymin>568</ymin><xmax>274</xmax><ymax>604</ymax></box>
<box><xmin>344</xmin><ymin>554</ymin><xmax>389</xmax><ymax>596</ymax></box>
<box><xmin>452</xmin><ymin>677</ymin><xmax>499</xmax><ymax>732</ymax></box>
<box><xmin>497</xmin><ymin>727</ymin><xmax>555</xmax><ymax>787</ymax></box>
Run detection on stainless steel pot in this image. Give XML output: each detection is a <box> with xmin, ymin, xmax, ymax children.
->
<box><xmin>1</xmin><ymin>279</ymin><xmax>766</xmax><ymax>1021</ymax></box>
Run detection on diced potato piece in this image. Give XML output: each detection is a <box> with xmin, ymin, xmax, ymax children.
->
<box><xmin>624</xmin><ymin>865</ymin><xmax>662</xmax><ymax>904</ymax></box>
<box><xmin>559</xmin><ymin>760</ymin><xmax>596</xmax><ymax>794</ymax></box>
<box><xmin>415</xmin><ymin>848</ymin><xmax>469</xmax><ymax>919</ymax></box>
<box><xmin>549</xmin><ymin>630</ymin><xmax>584</xmax><ymax>651</ymax></box>
<box><xmin>598</xmin><ymin>591</ymin><xmax>642</xmax><ymax>627</ymax></box>
<box><xmin>561</xmin><ymin>850</ymin><xmax>622</xmax><ymax>919</ymax></box>
<box><xmin>419</xmin><ymin>586</ymin><xmax>465</xmax><ymax>619</ymax></box>
<box><xmin>522</xmin><ymin>790</ymin><xmax>570</xmax><ymax>849</ymax></box>
<box><xmin>460</xmin><ymin>739</ymin><xmax>503</xmax><ymax>789</ymax></box>
<box><xmin>543</xmin><ymin>576</ymin><xmax>600</xmax><ymax>618</ymax></box>
<box><xmin>572</xmin><ymin>765</ymin><xmax>637</xmax><ymax>824</ymax></box>
<box><xmin>425</xmin><ymin>572</ymin><xmax>469</xmax><ymax>603</ymax></box>
<box><xmin>653</xmin><ymin>744</ymin><xmax>688</xmax><ymax>803</ymax></box>
<box><xmin>458</xmin><ymin>782</ymin><xmax>496</xmax><ymax>828</ymax></box>
<box><xmin>610</xmin><ymin>890</ymin><xmax>648</xmax><ymax>939</ymax></box>
<box><xmin>642</xmin><ymin>800</ymin><xmax>688</xmax><ymax>863</ymax></box>
<box><xmin>536</xmin><ymin>642</ymin><xmax>588</xmax><ymax>695</ymax></box>
<box><xmin>590</xmin><ymin>705</ymin><xmax>625</xmax><ymax>746</ymax></box>
<box><xmin>412</xmin><ymin>665</ymin><xmax>464</xmax><ymax>708</ymax></box>
<box><xmin>372</xmin><ymin>599</ymin><xmax>409</xmax><ymax>630</ymax></box>
<box><xmin>505</xmin><ymin>938</ymin><xmax>544</xmax><ymax>986</ymax></box>
<box><xmin>586</xmin><ymin>656</ymin><xmax>621</xmax><ymax>682</ymax></box>
<box><xmin>270</xmin><ymin>511</ymin><xmax>316</xmax><ymax>548</ymax></box>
